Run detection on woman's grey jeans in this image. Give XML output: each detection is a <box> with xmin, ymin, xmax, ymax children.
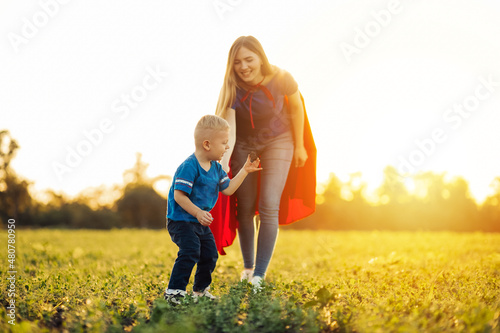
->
<box><xmin>231</xmin><ymin>131</ymin><xmax>294</xmax><ymax>278</ymax></box>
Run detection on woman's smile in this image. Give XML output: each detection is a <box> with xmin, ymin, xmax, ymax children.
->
<box><xmin>233</xmin><ymin>46</ymin><xmax>263</xmax><ymax>85</ymax></box>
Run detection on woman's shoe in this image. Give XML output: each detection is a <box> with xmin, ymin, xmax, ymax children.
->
<box><xmin>241</xmin><ymin>269</ymin><xmax>254</xmax><ymax>282</ymax></box>
<box><xmin>251</xmin><ymin>276</ymin><xmax>263</xmax><ymax>293</ymax></box>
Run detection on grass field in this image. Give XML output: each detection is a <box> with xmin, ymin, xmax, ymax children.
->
<box><xmin>1</xmin><ymin>229</ymin><xmax>500</xmax><ymax>332</ymax></box>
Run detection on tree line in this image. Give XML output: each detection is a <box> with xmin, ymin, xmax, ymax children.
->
<box><xmin>1</xmin><ymin>130</ymin><xmax>499</xmax><ymax>231</ymax></box>
<box><xmin>289</xmin><ymin>168</ymin><xmax>500</xmax><ymax>232</ymax></box>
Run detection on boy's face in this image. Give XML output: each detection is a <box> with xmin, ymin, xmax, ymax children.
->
<box><xmin>207</xmin><ymin>129</ymin><xmax>230</xmax><ymax>161</ymax></box>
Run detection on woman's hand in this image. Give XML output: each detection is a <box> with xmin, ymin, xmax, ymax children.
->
<box><xmin>294</xmin><ymin>145</ymin><xmax>308</xmax><ymax>168</ymax></box>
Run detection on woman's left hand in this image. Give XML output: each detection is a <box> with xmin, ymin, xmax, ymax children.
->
<box><xmin>294</xmin><ymin>145</ymin><xmax>308</xmax><ymax>168</ymax></box>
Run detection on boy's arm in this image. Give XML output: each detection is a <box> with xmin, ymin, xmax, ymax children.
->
<box><xmin>173</xmin><ymin>190</ymin><xmax>214</xmax><ymax>226</ymax></box>
<box><xmin>221</xmin><ymin>155</ymin><xmax>262</xmax><ymax>196</ymax></box>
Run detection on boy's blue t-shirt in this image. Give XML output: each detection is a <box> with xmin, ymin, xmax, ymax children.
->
<box><xmin>167</xmin><ymin>153</ymin><xmax>230</xmax><ymax>222</ymax></box>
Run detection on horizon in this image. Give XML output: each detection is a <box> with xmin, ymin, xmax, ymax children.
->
<box><xmin>6</xmin><ymin>145</ymin><xmax>497</xmax><ymax>207</ymax></box>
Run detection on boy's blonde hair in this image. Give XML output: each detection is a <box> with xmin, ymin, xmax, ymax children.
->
<box><xmin>194</xmin><ymin>115</ymin><xmax>230</xmax><ymax>146</ymax></box>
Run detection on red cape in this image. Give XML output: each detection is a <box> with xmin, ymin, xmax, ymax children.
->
<box><xmin>210</xmin><ymin>93</ymin><xmax>316</xmax><ymax>255</ymax></box>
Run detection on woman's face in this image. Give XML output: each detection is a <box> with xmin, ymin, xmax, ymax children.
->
<box><xmin>233</xmin><ymin>46</ymin><xmax>263</xmax><ymax>85</ymax></box>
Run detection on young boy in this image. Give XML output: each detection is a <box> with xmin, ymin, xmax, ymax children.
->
<box><xmin>165</xmin><ymin>114</ymin><xmax>261</xmax><ymax>304</ymax></box>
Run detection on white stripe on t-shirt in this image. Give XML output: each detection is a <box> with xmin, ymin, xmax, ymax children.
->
<box><xmin>175</xmin><ymin>179</ymin><xmax>193</xmax><ymax>188</ymax></box>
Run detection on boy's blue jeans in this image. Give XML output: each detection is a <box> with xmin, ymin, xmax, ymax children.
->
<box><xmin>231</xmin><ymin>131</ymin><xmax>294</xmax><ymax>278</ymax></box>
<box><xmin>167</xmin><ymin>219</ymin><xmax>218</xmax><ymax>291</ymax></box>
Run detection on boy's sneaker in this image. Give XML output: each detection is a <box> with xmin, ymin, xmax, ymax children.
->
<box><xmin>192</xmin><ymin>286</ymin><xmax>218</xmax><ymax>301</ymax></box>
<box><xmin>251</xmin><ymin>276</ymin><xmax>264</xmax><ymax>293</ymax></box>
<box><xmin>241</xmin><ymin>269</ymin><xmax>254</xmax><ymax>282</ymax></box>
<box><xmin>164</xmin><ymin>289</ymin><xmax>187</xmax><ymax>305</ymax></box>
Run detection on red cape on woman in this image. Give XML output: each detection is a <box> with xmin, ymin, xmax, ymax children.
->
<box><xmin>210</xmin><ymin>93</ymin><xmax>316</xmax><ymax>255</ymax></box>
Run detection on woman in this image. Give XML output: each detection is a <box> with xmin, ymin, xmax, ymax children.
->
<box><xmin>213</xmin><ymin>36</ymin><xmax>316</xmax><ymax>290</ymax></box>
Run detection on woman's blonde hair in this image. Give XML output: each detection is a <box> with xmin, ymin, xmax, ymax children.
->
<box><xmin>215</xmin><ymin>36</ymin><xmax>275</xmax><ymax>119</ymax></box>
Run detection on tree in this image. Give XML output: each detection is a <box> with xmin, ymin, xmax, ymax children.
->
<box><xmin>480</xmin><ymin>177</ymin><xmax>500</xmax><ymax>231</ymax></box>
<box><xmin>0</xmin><ymin>130</ymin><xmax>34</xmax><ymax>224</ymax></box>
<box><xmin>115</xmin><ymin>153</ymin><xmax>169</xmax><ymax>228</ymax></box>
<box><xmin>376</xmin><ymin>166</ymin><xmax>411</xmax><ymax>205</ymax></box>
<box><xmin>446</xmin><ymin>176</ymin><xmax>479</xmax><ymax>231</ymax></box>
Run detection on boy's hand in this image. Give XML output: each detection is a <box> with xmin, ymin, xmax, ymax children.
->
<box><xmin>196</xmin><ymin>210</ymin><xmax>214</xmax><ymax>226</ymax></box>
<box><xmin>220</xmin><ymin>154</ymin><xmax>263</xmax><ymax>196</ymax></box>
<box><xmin>243</xmin><ymin>154</ymin><xmax>263</xmax><ymax>174</ymax></box>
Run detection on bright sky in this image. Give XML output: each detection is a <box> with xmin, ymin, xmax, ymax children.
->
<box><xmin>2</xmin><ymin>0</ymin><xmax>500</xmax><ymax>203</ymax></box>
